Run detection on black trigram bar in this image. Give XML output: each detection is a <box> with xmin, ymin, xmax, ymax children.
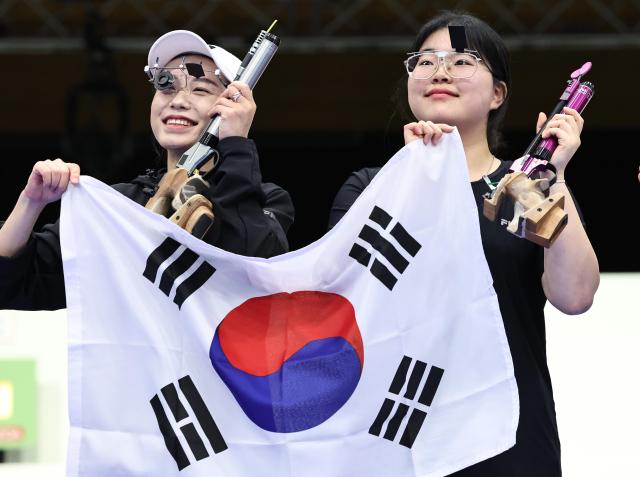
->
<box><xmin>388</xmin><ymin>356</ymin><xmax>412</xmax><ymax>394</ymax></box>
<box><xmin>143</xmin><ymin>238</ymin><xmax>181</xmax><ymax>282</ymax></box>
<box><xmin>349</xmin><ymin>243</ymin><xmax>372</xmax><ymax>267</ymax></box>
<box><xmin>368</xmin><ymin>398</ymin><xmax>395</xmax><ymax>437</ymax></box>
<box><xmin>383</xmin><ymin>403</ymin><xmax>410</xmax><ymax>441</ymax></box>
<box><xmin>369</xmin><ymin>356</ymin><xmax>445</xmax><ymax>449</ymax></box>
<box><xmin>369</xmin><ymin>206</ymin><xmax>392</xmax><ymax>229</ymax></box>
<box><xmin>390</xmin><ymin>222</ymin><xmax>421</xmax><ymax>257</ymax></box>
<box><xmin>159</xmin><ymin>249</ymin><xmax>199</xmax><ymax>296</ymax></box>
<box><xmin>418</xmin><ymin>365</ymin><xmax>445</xmax><ymax>406</ymax></box>
<box><xmin>180</xmin><ymin>423</ymin><xmax>209</xmax><ymax>461</ymax></box>
<box><xmin>388</xmin><ymin>355</ymin><xmax>428</xmax><ymax>398</ymax></box>
<box><xmin>143</xmin><ymin>238</ymin><xmax>216</xmax><ymax>309</ymax></box>
<box><xmin>174</xmin><ymin>262</ymin><xmax>216</xmax><ymax>309</ymax></box>
<box><xmin>404</xmin><ymin>360</ymin><xmax>427</xmax><ymax>400</ymax></box>
<box><xmin>350</xmin><ymin>206</ymin><xmax>422</xmax><ymax>291</ymax></box>
<box><xmin>370</xmin><ymin>259</ymin><xmax>397</xmax><ymax>291</ymax></box>
<box><xmin>178</xmin><ymin>376</ymin><xmax>228</xmax><ymax>454</ymax></box>
<box><xmin>151</xmin><ymin>377</ymin><xmax>227</xmax><ymax>471</ymax></box>
<box><xmin>359</xmin><ymin>225</ymin><xmax>409</xmax><ymax>273</ymax></box>
<box><xmin>399</xmin><ymin>408</ymin><xmax>427</xmax><ymax>449</ymax></box>
<box><xmin>150</xmin><ymin>394</ymin><xmax>190</xmax><ymax>471</ymax></box>
<box><xmin>161</xmin><ymin>383</ymin><xmax>188</xmax><ymax>422</ymax></box>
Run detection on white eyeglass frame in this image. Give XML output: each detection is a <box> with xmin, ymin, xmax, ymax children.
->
<box><xmin>404</xmin><ymin>49</ymin><xmax>484</xmax><ymax>80</ymax></box>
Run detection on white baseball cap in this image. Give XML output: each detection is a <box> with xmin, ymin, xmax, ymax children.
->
<box><xmin>146</xmin><ymin>30</ymin><xmax>241</xmax><ymax>82</ymax></box>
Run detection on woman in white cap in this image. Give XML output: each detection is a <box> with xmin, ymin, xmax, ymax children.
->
<box><xmin>0</xmin><ymin>30</ymin><xmax>293</xmax><ymax>310</ymax></box>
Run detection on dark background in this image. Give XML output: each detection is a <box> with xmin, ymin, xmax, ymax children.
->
<box><xmin>1</xmin><ymin>0</ymin><xmax>638</xmax><ymax>270</ymax></box>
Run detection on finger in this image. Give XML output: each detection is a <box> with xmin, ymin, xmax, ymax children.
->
<box><xmin>29</xmin><ymin>164</ymin><xmax>45</xmax><ymax>189</ymax></box>
<box><xmin>536</xmin><ymin>112</ymin><xmax>546</xmax><ymax>133</ymax></box>
<box><xmin>52</xmin><ymin>159</ymin><xmax>70</xmax><ymax>190</ymax></box>
<box><xmin>230</xmin><ymin>81</ymin><xmax>253</xmax><ymax>101</ymax></box>
<box><xmin>433</xmin><ymin>124</ymin><xmax>455</xmax><ymax>143</ymax></box>
<box><xmin>552</xmin><ymin>112</ymin><xmax>577</xmax><ymax>128</ymax></box>
<box><xmin>541</xmin><ymin>126</ymin><xmax>557</xmax><ymax>139</ymax></box>
<box><xmin>403</xmin><ymin>122</ymin><xmax>423</xmax><ymax>144</ymax></box>
<box><xmin>543</xmin><ymin>117</ymin><xmax>569</xmax><ymax>133</ymax></box>
<box><xmin>215</xmin><ymin>97</ymin><xmax>239</xmax><ymax>108</ymax></box>
<box><xmin>51</xmin><ymin>166</ymin><xmax>64</xmax><ymax>191</ymax></box>
<box><xmin>419</xmin><ymin>121</ymin><xmax>435</xmax><ymax>144</ymax></box>
<box><xmin>541</xmin><ymin>126</ymin><xmax>571</xmax><ymax>142</ymax></box>
<box><xmin>208</xmin><ymin>101</ymin><xmax>235</xmax><ymax>118</ymax></box>
<box><xmin>35</xmin><ymin>161</ymin><xmax>54</xmax><ymax>188</ymax></box>
<box><xmin>561</xmin><ymin>107</ymin><xmax>583</xmax><ymax>132</ymax></box>
<box><xmin>404</xmin><ymin>122</ymin><xmax>423</xmax><ymax>136</ymax></box>
<box><xmin>562</xmin><ymin>107</ymin><xmax>582</xmax><ymax>121</ymax></box>
<box><xmin>551</xmin><ymin>113</ymin><xmax>574</xmax><ymax>124</ymax></box>
<box><xmin>546</xmin><ymin>117</ymin><xmax>575</xmax><ymax>137</ymax></box>
<box><xmin>57</xmin><ymin>169</ymin><xmax>70</xmax><ymax>193</ymax></box>
<box><xmin>409</xmin><ymin>124</ymin><xmax>424</xmax><ymax>137</ymax></box>
<box><xmin>226</xmin><ymin>89</ymin><xmax>242</xmax><ymax>103</ymax></box>
<box><xmin>69</xmin><ymin>163</ymin><xmax>81</xmax><ymax>184</ymax></box>
<box><xmin>431</xmin><ymin>124</ymin><xmax>445</xmax><ymax>144</ymax></box>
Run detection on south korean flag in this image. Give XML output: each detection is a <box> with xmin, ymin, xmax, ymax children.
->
<box><xmin>61</xmin><ymin>129</ymin><xmax>518</xmax><ymax>477</ymax></box>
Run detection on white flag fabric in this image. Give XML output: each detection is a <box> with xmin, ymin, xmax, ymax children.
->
<box><xmin>61</xmin><ymin>131</ymin><xmax>518</xmax><ymax>477</ymax></box>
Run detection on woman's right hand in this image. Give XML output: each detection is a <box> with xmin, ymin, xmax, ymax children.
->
<box><xmin>23</xmin><ymin>159</ymin><xmax>80</xmax><ymax>206</ymax></box>
<box><xmin>403</xmin><ymin>121</ymin><xmax>454</xmax><ymax>146</ymax></box>
<box><xmin>0</xmin><ymin>159</ymin><xmax>79</xmax><ymax>258</ymax></box>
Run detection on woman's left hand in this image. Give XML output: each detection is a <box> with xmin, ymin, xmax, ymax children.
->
<box><xmin>209</xmin><ymin>81</ymin><xmax>256</xmax><ymax>140</ymax></box>
<box><xmin>535</xmin><ymin>106</ymin><xmax>583</xmax><ymax>178</ymax></box>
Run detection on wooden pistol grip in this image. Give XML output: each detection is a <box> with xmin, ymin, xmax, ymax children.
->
<box><xmin>522</xmin><ymin>193</ymin><xmax>568</xmax><ymax>248</ymax></box>
<box><xmin>169</xmin><ymin>194</ymin><xmax>215</xmax><ymax>239</ymax></box>
<box><xmin>145</xmin><ymin>168</ymin><xmax>189</xmax><ymax>215</ymax></box>
<box><xmin>483</xmin><ymin>172</ymin><xmax>520</xmax><ymax>221</ymax></box>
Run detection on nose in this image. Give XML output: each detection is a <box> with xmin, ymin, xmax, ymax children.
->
<box><xmin>431</xmin><ymin>57</ymin><xmax>452</xmax><ymax>83</ymax></box>
<box><xmin>169</xmin><ymin>88</ymin><xmax>191</xmax><ymax>109</ymax></box>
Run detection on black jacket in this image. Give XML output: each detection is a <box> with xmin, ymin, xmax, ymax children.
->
<box><xmin>0</xmin><ymin>137</ymin><xmax>294</xmax><ymax>311</ymax></box>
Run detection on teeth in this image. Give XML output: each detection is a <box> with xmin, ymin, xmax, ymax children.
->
<box><xmin>166</xmin><ymin>118</ymin><xmax>193</xmax><ymax>126</ymax></box>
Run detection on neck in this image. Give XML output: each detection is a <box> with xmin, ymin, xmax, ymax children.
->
<box><xmin>166</xmin><ymin>150</ymin><xmax>181</xmax><ymax>171</ymax></box>
<box><xmin>459</xmin><ymin>124</ymin><xmax>497</xmax><ymax>182</ymax></box>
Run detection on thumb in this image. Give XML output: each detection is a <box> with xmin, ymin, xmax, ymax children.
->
<box><xmin>536</xmin><ymin>112</ymin><xmax>547</xmax><ymax>133</ymax></box>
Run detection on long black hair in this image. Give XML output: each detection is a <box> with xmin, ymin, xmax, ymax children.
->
<box><xmin>394</xmin><ymin>11</ymin><xmax>511</xmax><ymax>154</ymax></box>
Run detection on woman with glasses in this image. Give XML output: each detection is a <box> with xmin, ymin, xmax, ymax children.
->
<box><xmin>328</xmin><ymin>11</ymin><xmax>598</xmax><ymax>476</ymax></box>
<box><xmin>0</xmin><ymin>30</ymin><xmax>294</xmax><ymax>310</ymax></box>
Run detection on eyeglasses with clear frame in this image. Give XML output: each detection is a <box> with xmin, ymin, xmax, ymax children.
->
<box><xmin>404</xmin><ymin>50</ymin><xmax>484</xmax><ymax>80</ymax></box>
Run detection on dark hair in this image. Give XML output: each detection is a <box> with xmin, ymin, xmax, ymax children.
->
<box><xmin>394</xmin><ymin>11</ymin><xmax>511</xmax><ymax>154</ymax></box>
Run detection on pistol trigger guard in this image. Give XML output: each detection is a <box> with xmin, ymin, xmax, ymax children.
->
<box><xmin>210</xmin><ymin>148</ymin><xmax>220</xmax><ymax>170</ymax></box>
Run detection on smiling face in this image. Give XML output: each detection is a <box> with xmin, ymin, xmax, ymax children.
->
<box><xmin>407</xmin><ymin>28</ymin><xmax>506</xmax><ymax>134</ymax></box>
<box><xmin>149</xmin><ymin>54</ymin><xmax>226</xmax><ymax>163</ymax></box>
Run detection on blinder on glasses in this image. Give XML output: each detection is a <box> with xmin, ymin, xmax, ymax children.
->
<box><xmin>144</xmin><ymin>58</ymin><xmax>225</xmax><ymax>95</ymax></box>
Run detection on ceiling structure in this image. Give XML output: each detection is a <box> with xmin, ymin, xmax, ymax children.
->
<box><xmin>0</xmin><ymin>0</ymin><xmax>638</xmax><ymax>53</ymax></box>
<box><xmin>0</xmin><ymin>1</ymin><xmax>637</xmax><ymax>133</ymax></box>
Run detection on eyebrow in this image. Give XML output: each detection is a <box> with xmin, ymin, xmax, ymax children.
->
<box><xmin>418</xmin><ymin>48</ymin><xmax>454</xmax><ymax>53</ymax></box>
<box><xmin>192</xmin><ymin>76</ymin><xmax>223</xmax><ymax>88</ymax></box>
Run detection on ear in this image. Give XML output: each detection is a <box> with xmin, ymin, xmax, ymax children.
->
<box><xmin>490</xmin><ymin>80</ymin><xmax>508</xmax><ymax>111</ymax></box>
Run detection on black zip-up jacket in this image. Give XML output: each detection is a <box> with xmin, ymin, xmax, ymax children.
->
<box><xmin>0</xmin><ymin>137</ymin><xmax>294</xmax><ymax>311</ymax></box>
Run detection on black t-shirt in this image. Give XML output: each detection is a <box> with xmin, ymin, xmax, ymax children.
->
<box><xmin>329</xmin><ymin>160</ymin><xmax>562</xmax><ymax>477</ymax></box>
<box><xmin>0</xmin><ymin>137</ymin><xmax>294</xmax><ymax>311</ymax></box>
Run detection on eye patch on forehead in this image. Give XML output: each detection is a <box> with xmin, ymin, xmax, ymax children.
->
<box><xmin>448</xmin><ymin>25</ymin><xmax>468</xmax><ymax>53</ymax></box>
<box><xmin>185</xmin><ymin>62</ymin><xmax>205</xmax><ymax>78</ymax></box>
